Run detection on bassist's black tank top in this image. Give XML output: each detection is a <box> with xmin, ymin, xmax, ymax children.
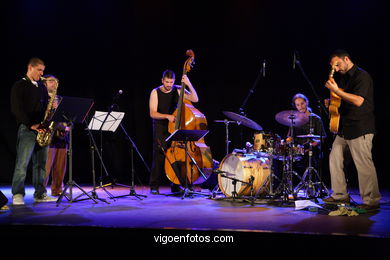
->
<box><xmin>153</xmin><ymin>86</ymin><xmax>179</xmax><ymax>126</ymax></box>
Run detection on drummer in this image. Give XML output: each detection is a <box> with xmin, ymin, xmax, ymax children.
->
<box><xmin>287</xmin><ymin>93</ymin><xmax>326</xmax><ymax>155</ymax></box>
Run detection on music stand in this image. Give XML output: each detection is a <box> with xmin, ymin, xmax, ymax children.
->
<box><xmin>84</xmin><ymin>111</ymin><xmax>125</xmax><ymax>201</ymax></box>
<box><xmin>52</xmin><ymin>96</ymin><xmax>98</xmax><ymax>205</ymax></box>
<box><xmin>165</xmin><ymin>129</ymin><xmax>210</xmax><ymax>199</ymax></box>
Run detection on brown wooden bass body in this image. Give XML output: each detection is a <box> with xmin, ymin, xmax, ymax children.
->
<box><xmin>164</xmin><ymin>50</ymin><xmax>213</xmax><ymax>185</ymax></box>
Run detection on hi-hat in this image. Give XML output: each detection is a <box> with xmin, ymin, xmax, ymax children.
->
<box><xmin>222</xmin><ymin>111</ymin><xmax>263</xmax><ymax>131</ymax></box>
<box><xmin>275</xmin><ymin>110</ymin><xmax>309</xmax><ymax>127</ymax></box>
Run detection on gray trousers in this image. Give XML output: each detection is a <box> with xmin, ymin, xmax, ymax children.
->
<box><xmin>329</xmin><ymin>134</ymin><xmax>381</xmax><ymax>206</ymax></box>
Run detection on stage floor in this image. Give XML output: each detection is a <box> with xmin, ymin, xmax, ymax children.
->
<box><xmin>1</xmin><ymin>184</ymin><xmax>390</xmax><ymax>252</ymax></box>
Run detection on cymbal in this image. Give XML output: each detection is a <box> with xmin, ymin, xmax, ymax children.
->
<box><xmin>222</xmin><ymin>111</ymin><xmax>263</xmax><ymax>131</ymax></box>
<box><xmin>296</xmin><ymin>134</ymin><xmax>321</xmax><ymax>139</ymax></box>
<box><xmin>275</xmin><ymin>110</ymin><xmax>309</xmax><ymax>127</ymax></box>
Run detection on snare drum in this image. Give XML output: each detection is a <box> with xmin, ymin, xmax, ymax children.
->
<box><xmin>217</xmin><ymin>153</ymin><xmax>270</xmax><ymax>197</ymax></box>
<box><xmin>274</xmin><ymin>143</ymin><xmax>305</xmax><ymax>161</ymax></box>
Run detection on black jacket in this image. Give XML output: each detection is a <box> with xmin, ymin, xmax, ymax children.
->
<box><xmin>10</xmin><ymin>77</ymin><xmax>48</xmax><ymax>128</ymax></box>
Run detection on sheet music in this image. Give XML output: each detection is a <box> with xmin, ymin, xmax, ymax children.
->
<box><xmin>88</xmin><ymin>111</ymin><xmax>125</xmax><ymax>132</ymax></box>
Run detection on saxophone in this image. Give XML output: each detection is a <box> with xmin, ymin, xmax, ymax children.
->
<box><xmin>36</xmin><ymin>77</ymin><xmax>58</xmax><ymax>147</ymax></box>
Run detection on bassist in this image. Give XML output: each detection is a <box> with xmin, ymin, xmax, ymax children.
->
<box><xmin>149</xmin><ymin>69</ymin><xmax>198</xmax><ymax>194</ymax></box>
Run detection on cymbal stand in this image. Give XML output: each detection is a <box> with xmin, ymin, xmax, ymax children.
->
<box><xmin>274</xmin><ymin>116</ymin><xmax>301</xmax><ymax>202</ymax></box>
<box><xmin>294</xmin><ymin>141</ymin><xmax>330</xmax><ymax>199</ymax></box>
<box><xmin>212</xmin><ymin>119</ymin><xmax>239</xmax><ymax>197</ymax></box>
<box><xmin>214</xmin><ymin>119</ymin><xmax>239</xmax><ymax>155</ymax></box>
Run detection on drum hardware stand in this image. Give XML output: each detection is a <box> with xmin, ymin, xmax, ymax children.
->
<box><xmin>214</xmin><ymin>119</ymin><xmax>240</xmax><ymax>155</ymax></box>
<box><xmin>274</xmin><ymin>114</ymin><xmax>302</xmax><ymax>202</ymax></box>
<box><xmin>273</xmin><ymin>155</ymin><xmax>299</xmax><ymax>203</ymax></box>
<box><xmin>212</xmin><ymin>119</ymin><xmax>239</xmax><ymax>198</ymax></box>
<box><xmin>294</xmin><ymin>50</ymin><xmax>329</xmax><ymax>198</ymax></box>
<box><xmin>294</xmin><ymin>141</ymin><xmax>329</xmax><ymax>199</ymax></box>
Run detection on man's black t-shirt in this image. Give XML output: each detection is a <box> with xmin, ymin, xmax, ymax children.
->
<box><xmin>338</xmin><ymin>65</ymin><xmax>376</xmax><ymax>139</ymax></box>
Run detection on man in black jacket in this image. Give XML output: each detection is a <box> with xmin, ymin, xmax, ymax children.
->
<box><xmin>10</xmin><ymin>58</ymin><xmax>57</xmax><ymax>205</ymax></box>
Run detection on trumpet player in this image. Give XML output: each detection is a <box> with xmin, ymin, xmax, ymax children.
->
<box><xmin>10</xmin><ymin>58</ymin><xmax>57</xmax><ymax>205</ymax></box>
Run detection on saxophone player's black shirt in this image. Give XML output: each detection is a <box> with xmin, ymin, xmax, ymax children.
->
<box><xmin>10</xmin><ymin>77</ymin><xmax>49</xmax><ymax>128</ymax></box>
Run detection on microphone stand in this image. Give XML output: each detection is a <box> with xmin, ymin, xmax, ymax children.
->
<box><xmin>94</xmin><ymin>96</ymin><xmax>128</xmax><ymax>191</ymax></box>
<box><xmin>111</xmin><ymin>103</ymin><xmax>149</xmax><ymax>200</ymax></box>
<box><xmin>239</xmin><ymin>60</ymin><xmax>266</xmax><ymax>116</ymax></box>
<box><xmin>294</xmin><ymin>54</ymin><xmax>329</xmax><ymax>197</ymax></box>
<box><xmin>238</xmin><ymin>60</ymin><xmax>266</xmax><ymax>144</ymax></box>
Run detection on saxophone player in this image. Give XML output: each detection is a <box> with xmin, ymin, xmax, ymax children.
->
<box><xmin>42</xmin><ymin>75</ymin><xmax>69</xmax><ymax>196</ymax></box>
<box><xmin>10</xmin><ymin>58</ymin><xmax>57</xmax><ymax>205</ymax></box>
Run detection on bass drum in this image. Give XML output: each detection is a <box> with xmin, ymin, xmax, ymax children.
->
<box><xmin>218</xmin><ymin>153</ymin><xmax>270</xmax><ymax>197</ymax></box>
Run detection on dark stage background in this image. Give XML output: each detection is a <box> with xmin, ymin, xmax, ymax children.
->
<box><xmin>2</xmin><ymin>0</ymin><xmax>389</xmax><ymax>189</ymax></box>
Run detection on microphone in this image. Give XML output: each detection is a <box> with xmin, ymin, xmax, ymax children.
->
<box><xmin>113</xmin><ymin>89</ymin><xmax>123</xmax><ymax>100</ymax></box>
<box><xmin>262</xmin><ymin>60</ymin><xmax>266</xmax><ymax>77</ymax></box>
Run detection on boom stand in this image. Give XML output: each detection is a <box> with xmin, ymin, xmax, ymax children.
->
<box><xmin>112</xmin><ymin>122</ymin><xmax>150</xmax><ymax>200</ymax></box>
<box><xmin>53</xmin><ymin>96</ymin><xmax>98</xmax><ymax>206</ymax></box>
<box><xmin>238</xmin><ymin>60</ymin><xmax>265</xmax><ymax>144</ymax></box>
<box><xmin>214</xmin><ymin>169</ymin><xmax>255</xmax><ymax>204</ymax></box>
<box><xmin>165</xmin><ymin>129</ymin><xmax>210</xmax><ymax>199</ymax></box>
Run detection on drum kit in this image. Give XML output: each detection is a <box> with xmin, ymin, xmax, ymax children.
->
<box><xmin>213</xmin><ymin>110</ymin><xmax>329</xmax><ymax>203</ymax></box>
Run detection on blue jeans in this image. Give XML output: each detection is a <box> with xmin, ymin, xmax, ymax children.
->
<box><xmin>12</xmin><ymin>124</ymin><xmax>48</xmax><ymax>198</ymax></box>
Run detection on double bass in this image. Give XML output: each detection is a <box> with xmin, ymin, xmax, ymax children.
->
<box><xmin>164</xmin><ymin>50</ymin><xmax>213</xmax><ymax>186</ymax></box>
<box><xmin>328</xmin><ymin>60</ymin><xmax>341</xmax><ymax>134</ymax></box>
